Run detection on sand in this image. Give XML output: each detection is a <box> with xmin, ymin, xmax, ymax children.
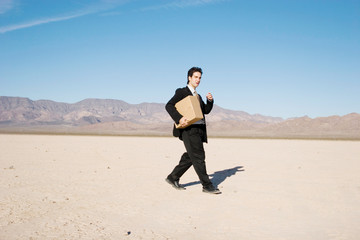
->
<box><xmin>0</xmin><ymin>134</ymin><xmax>359</xmax><ymax>240</ymax></box>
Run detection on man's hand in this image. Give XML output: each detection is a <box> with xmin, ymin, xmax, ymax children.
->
<box><xmin>179</xmin><ymin>117</ymin><xmax>189</xmax><ymax>127</ymax></box>
<box><xmin>206</xmin><ymin>92</ymin><xmax>213</xmax><ymax>102</ymax></box>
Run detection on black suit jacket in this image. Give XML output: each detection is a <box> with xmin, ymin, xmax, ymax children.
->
<box><xmin>165</xmin><ymin>87</ymin><xmax>213</xmax><ymax>143</ymax></box>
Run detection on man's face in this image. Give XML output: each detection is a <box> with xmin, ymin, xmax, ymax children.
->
<box><xmin>188</xmin><ymin>71</ymin><xmax>202</xmax><ymax>89</ymax></box>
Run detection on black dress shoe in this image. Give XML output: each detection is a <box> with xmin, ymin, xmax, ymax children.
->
<box><xmin>165</xmin><ymin>177</ymin><xmax>186</xmax><ymax>190</ymax></box>
<box><xmin>202</xmin><ymin>186</ymin><xmax>221</xmax><ymax>194</ymax></box>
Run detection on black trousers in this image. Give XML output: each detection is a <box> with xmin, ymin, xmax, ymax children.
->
<box><xmin>168</xmin><ymin>125</ymin><xmax>213</xmax><ymax>188</ymax></box>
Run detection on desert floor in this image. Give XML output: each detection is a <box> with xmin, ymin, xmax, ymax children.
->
<box><xmin>1</xmin><ymin>134</ymin><xmax>359</xmax><ymax>240</ymax></box>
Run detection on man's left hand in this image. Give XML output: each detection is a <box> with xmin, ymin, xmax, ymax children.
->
<box><xmin>206</xmin><ymin>92</ymin><xmax>213</xmax><ymax>102</ymax></box>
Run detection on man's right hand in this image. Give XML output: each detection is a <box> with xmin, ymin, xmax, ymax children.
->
<box><xmin>179</xmin><ymin>117</ymin><xmax>189</xmax><ymax>128</ymax></box>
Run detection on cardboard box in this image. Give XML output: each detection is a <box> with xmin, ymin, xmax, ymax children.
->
<box><xmin>175</xmin><ymin>95</ymin><xmax>204</xmax><ymax>129</ymax></box>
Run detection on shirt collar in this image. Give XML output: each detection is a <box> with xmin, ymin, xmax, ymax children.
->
<box><xmin>187</xmin><ymin>84</ymin><xmax>196</xmax><ymax>95</ymax></box>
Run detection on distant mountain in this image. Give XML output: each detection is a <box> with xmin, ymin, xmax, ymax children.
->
<box><xmin>0</xmin><ymin>97</ymin><xmax>168</xmax><ymax>126</ymax></box>
<box><xmin>0</xmin><ymin>96</ymin><xmax>282</xmax><ymax>126</ymax></box>
<box><xmin>207</xmin><ymin>113</ymin><xmax>360</xmax><ymax>139</ymax></box>
<box><xmin>1</xmin><ymin>96</ymin><xmax>359</xmax><ymax>139</ymax></box>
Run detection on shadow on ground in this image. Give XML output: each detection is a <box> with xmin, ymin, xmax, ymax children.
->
<box><xmin>182</xmin><ymin>166</ymin><xmax>244</xmax><ymax>188</ymax></box>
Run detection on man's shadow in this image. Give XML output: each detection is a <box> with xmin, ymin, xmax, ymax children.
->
<box><xmin>182</xmin><ymin>166</ymin><xmax>244</xmax><ymax>188</ymax></box>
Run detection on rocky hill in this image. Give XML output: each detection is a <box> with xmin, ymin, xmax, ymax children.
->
<box><xmin>1</xmin><ymin>96</ymin><xmax>359</xmax><ymax>139</ymax></box>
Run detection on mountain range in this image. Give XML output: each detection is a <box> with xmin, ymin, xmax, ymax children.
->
<box><xmin>1</xmin><ymin>96</ymin><xmax>359</xmax><ymax>139</ymax></box>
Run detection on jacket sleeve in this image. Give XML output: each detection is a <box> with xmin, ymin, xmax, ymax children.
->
<box><xmin>201</xmin><ymin>96</ymin><xmax>214</xmax><ymax>115</ymax></box>
<box><xmin>165</xmin><ymin>88</ymin><xmax>184</xmax><ymax>124</ymax></box>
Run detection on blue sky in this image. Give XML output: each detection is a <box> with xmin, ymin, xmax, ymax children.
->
<box><xmin>0</xmin><ymin>0</ymin><xmax>359</xmax><ymax>119</ymax></box>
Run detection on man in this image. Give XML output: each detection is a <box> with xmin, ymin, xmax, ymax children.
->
<box><xmin>165</xmin><ymin>67</ymin><xmax>221</xmax><ymax>194</ymax></box>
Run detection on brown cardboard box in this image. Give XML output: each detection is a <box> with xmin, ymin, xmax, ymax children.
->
<box><xmin>175</xmin><ymin>95</ymin><xmax>204</xmax><ymax>129</ymax></box>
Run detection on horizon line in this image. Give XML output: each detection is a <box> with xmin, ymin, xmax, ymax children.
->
<box><xmin>1</xmin><ymin>95</ymin><xmax>359</xmax><ymax>119</ymax></box>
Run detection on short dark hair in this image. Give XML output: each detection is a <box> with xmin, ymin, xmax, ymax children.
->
<box><xmin>187</xmin><ymin>67</ymin><xmax>203</xmax><ymax>84</ymax></box>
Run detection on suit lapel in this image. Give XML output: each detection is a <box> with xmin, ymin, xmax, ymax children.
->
<box><xmin>184</xmin><ymin>86</ymin><xmax>192</xmax><ymax>97</ymax></box>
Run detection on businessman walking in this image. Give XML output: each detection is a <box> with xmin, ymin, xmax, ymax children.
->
<box><xmin>165</xmin><ymin>67</ymin><xmax>221</xmax><ymax>194</ymax></box>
